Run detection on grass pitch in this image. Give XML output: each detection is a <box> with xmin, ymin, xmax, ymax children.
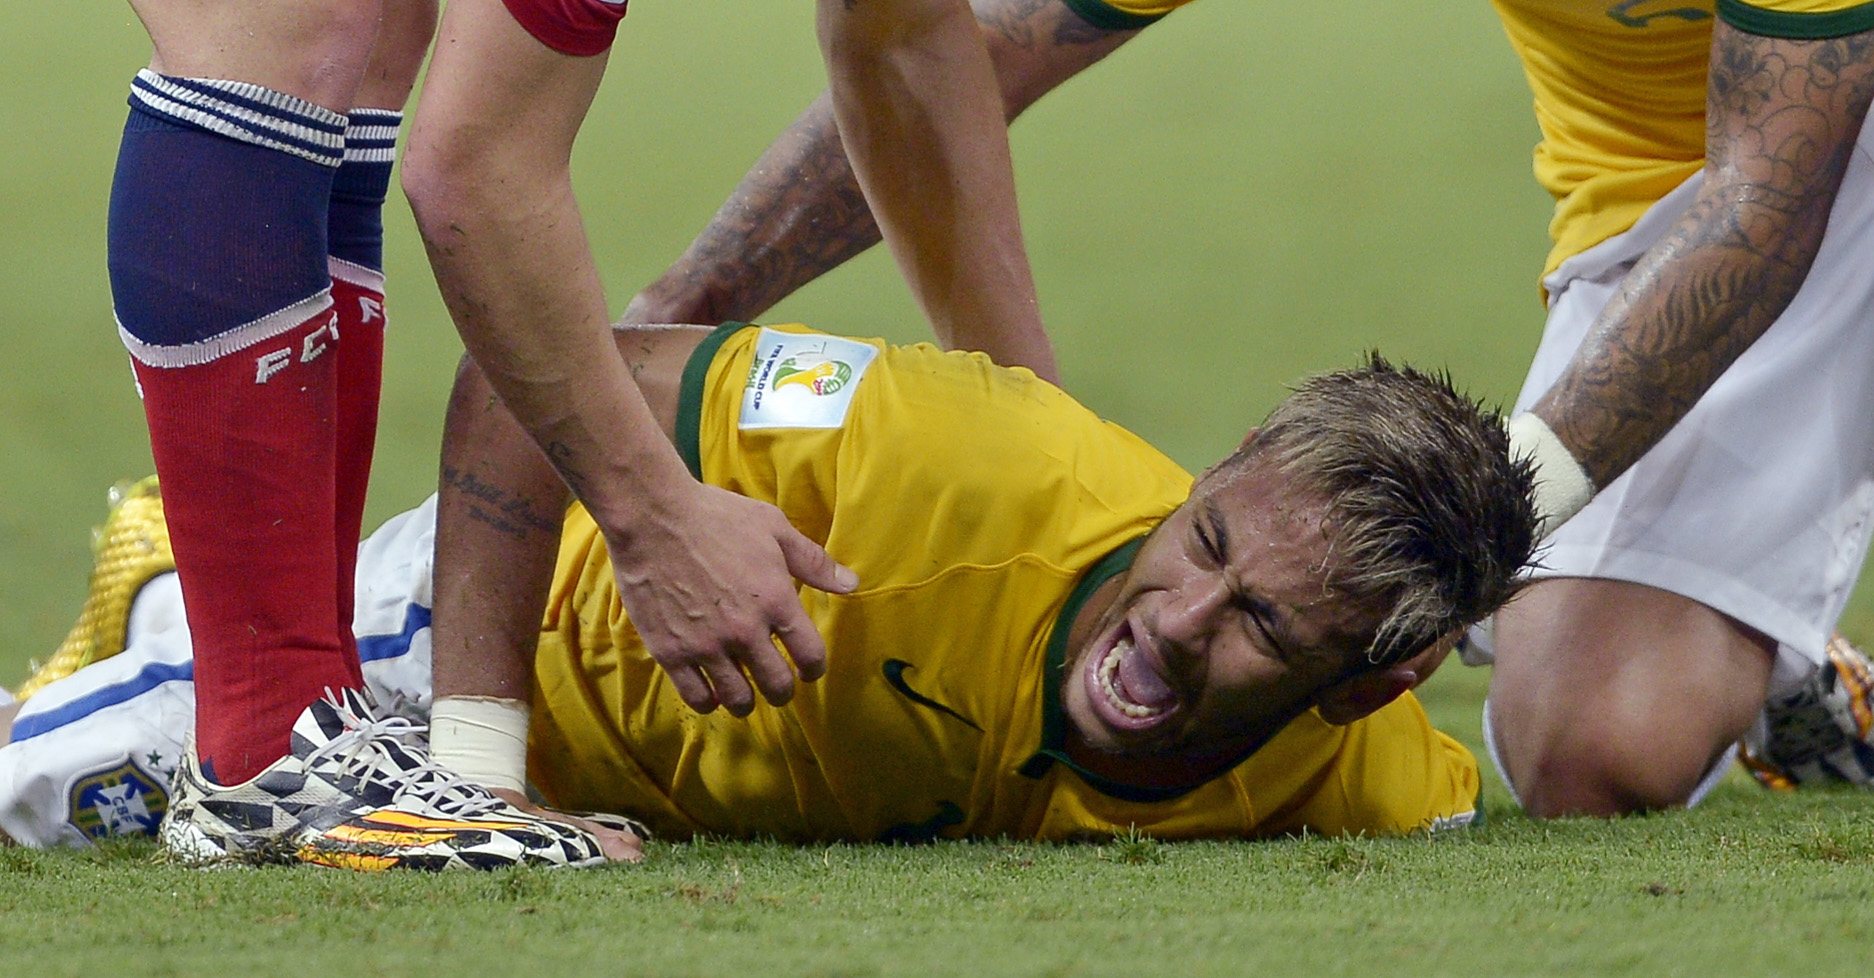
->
<box><xmin>6</xmin><ymin>4</ymin><xmax>1874</xmax><ymax>975</ymax></box>
<box><xmin>6</xmin><ymin>780</ymin><xmax>1874</xmax><ymax>976</ymax></box>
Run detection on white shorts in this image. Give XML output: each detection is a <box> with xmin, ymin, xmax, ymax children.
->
<box><xmin>0</xmin><ymin>497</ymin><xmax>440</xmax><ymax>847</ymax></box>
<box><xmin>1468</xmin><ymin>126</ymin><xmax>1874</xmax><ymax>697</ymax></box>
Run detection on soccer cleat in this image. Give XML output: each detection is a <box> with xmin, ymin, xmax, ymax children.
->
<box><xmin>16</xmin><ymin>477</ymin><xmax>173</xmax><ymax>701</ymax></box>
<box><xmin>159</xmin><ymin>687</ymin><xmax>613</xmax><ymax>870</ymax></box>
<box><xmin>1739</xmin><ymin>633</ymin><xmax>1874</xmax><ymax>789</ymax></box>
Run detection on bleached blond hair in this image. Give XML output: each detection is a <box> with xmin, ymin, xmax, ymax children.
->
<box><xmin>1223</xmin><ymin>353</ymin><xmax>1537</xmax><ymax>667</ymax></box>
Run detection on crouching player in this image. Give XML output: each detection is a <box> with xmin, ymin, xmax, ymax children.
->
<box><xmin>1</xmin><ymin>322</ymin><xmax>1535</xmax><ymax>849</ymax></box>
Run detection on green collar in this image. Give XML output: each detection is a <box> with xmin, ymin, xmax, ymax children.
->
<box><xmin>1017</xmin><ymin>537</ymin><xmax>1237</xmax><ymax>803</ymax></box>
<box><xmin>1019</xmin><ymin>532</ymin><xmax>1291</xmax><ymax>804</ymax></box>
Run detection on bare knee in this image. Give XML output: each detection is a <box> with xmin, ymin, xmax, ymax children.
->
<box><xmin>399</xmin><ymin>137</ymin><xmax>477</xmax><ymax>244</ymax></box>
<box><xmin>1497</xmin><ymin>706</ymin><xmax>1735</xmax><ymax>817</ymax></box>
<box><xmin>135</xmin><ymin>0</ymin><xmax>386</xmax><ymax>107</ymax></box>
<box><xmin>1488</xmin><ymin>578</ymin><xmax>1772</xmax><ymax>818</ymax></box>
<box><xmin>401</xmin><ymin>120</ymin><xmax>558</xmax><ymax>250</ymax></box>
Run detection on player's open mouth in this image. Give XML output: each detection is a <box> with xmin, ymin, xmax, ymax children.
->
<box><xmin>1085</xmin><ymin>623</ymin><xmax>1179</xmax><ymax>732</ymax></box>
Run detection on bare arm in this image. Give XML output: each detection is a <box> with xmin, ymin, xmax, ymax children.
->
<box><xmin>1529</xmin><ymin>20</ymin><xmax>1874</xmax><ymax>498</ymax></box>
<box><xmin>430</xmin><ymin>326</ymin><xmax>715</xmax><ymax>705</ymax></box>
<box><xmin>622</xmin><ymin>0</ymin><xmax>1143</xmax><ymax>333</ymax></box>
<box><xmin>407</xmin><ymin>0</ymin><xmax>854</xmax><ymax>720</ymax></box>
<box><xmin>430</xmin><ymin>356</ymin><xmax>572</xmax><ymax>705</ymax></box>
<box><xmin>817</xmin><ymin>0</ymin><xmax>1050</xmax><ymax>377</ymax></box>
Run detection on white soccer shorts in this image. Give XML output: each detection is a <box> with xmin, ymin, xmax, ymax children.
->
<box><xmin>1468</xmin><ymin>123</ymin><xmax>1874</xmax><ymax>697</ymax></box>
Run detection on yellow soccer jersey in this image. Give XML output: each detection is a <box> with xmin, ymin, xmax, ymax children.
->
<box><xmin>1493</xmin><ymin>0</ymin><xmax>1874</xmax><ymax>282</ymax></box>
<box><xmin>527</xmin><ymin>323</ymin><xmax>1480</xmax><ymax>842</ymax></box>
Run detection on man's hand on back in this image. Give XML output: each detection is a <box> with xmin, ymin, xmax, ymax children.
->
<box><xmin>608</xmin><ymin>481</ymin><xmax>857</xmax><ymax>716</ymax></box>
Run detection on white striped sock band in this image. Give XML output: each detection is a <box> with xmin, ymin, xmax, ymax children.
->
<box><xmin>117</xmin><ymin>290</ymin><xmax>335</xmax><ymax>368</ymax></box>
<box><xmin>129</xmin><ymin>70</ymin><xmax>346</xmax><ymax>168</ymax></box>
<box><xmin>344</xmin><ymin>109</ymin><xmax>402</xmax><ymax>165</ymax></box>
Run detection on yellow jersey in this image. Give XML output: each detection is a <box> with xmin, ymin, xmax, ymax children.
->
<box><xmin>1492</xmin><ymin>0</ymin><xmax>1874</xmax><ymax>281</ymax></box>
<box><xmin>528</xmin><ymin>323</ymin><xmax>1481</xmax><ymax>842</ymax></box>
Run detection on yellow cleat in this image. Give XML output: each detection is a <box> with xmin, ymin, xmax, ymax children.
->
<box><xmin>1738</xmin><ymin>632</ymin><xmax>1874</xmax><ymax>789</ymax></box>
<box><xmin>15</xmin><ymin>477</ymin><xmax>173</xmax><ymax>701</ymax></box>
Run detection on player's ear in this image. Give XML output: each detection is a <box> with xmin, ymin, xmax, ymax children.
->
<box><xmin>1313</xmin><ymin>665</ymin><xmax>1416</xmax><ymax>726</ymax></box>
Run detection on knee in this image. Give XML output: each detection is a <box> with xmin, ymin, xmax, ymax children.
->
<box><xmin>400</xmin><ymin>121</ymin><xmax>541</xmax><ymax>242</ymax></box>
<box><xmin>261</xmin><ymin>0</ymin><xmax>389</xmax><ymax>93</ymax></box>
<box><xmin>399</xmin><ymin>137</ymin><xmax>471</xmax><ymax>238</ymax></box>
<box><xmin>1494</xmin><ymin>704</ymin><xmax>1731</xmax><ymax>818</ymax></box>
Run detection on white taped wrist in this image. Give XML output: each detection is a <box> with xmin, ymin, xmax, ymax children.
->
<box><xmin>430</xmin><ymin>695</ymin><xmax>530</xmax><ymax>795</ymax></box>
<box><xmin>1507</xmin><ymin>413</ymin><xmax>1595</xmax><ymax>540</ymax></box>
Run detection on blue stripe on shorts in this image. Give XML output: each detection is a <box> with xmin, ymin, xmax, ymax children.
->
<box><xmin>11</xmin><ymin>603</ymin><xmax>431</xmax><ymax>742</ymax></box>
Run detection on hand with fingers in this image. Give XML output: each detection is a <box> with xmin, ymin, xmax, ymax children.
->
<box><xmin>608</xmin><ymin>481</ymin><xmax>858</xmax><ymax>716</ymax></box>
<box><xmin>488</xmin><ymin>788</ymin><xmax>646</xmax><ymax>863</ymax></box>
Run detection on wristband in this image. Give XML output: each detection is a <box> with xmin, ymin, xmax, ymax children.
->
<box><xmin>1507</xmin><ymin>413</ymin><xmax>1595</xmax><ymax>540</ymax></box>
<box><xmin>430</xmin><ymin>695</ymin><xmax>530</xmax><ymax>794</ymax></box>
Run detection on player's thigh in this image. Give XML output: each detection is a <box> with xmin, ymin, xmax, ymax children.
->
<box><xmin>130</xmin><ymin>0</ymin><xmax>384</xmax><ymax>108</ymax></box>
<box><xmin>1490</xmin><ymin>577</ymin><xmax>1772</xmax><ymax>799</ymax></box>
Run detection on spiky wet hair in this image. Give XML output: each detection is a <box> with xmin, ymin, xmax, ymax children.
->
<box><xmin>1223</xmin><ymin>353</ymin><xmax>1537</xmax><ymax>667</ymax></box>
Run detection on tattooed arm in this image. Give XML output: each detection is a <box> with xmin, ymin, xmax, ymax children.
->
<box><xmin>1528</xmin><ymin>20</ymin><xmax>1874</xmax><ymax>500</ymax></box>
<box><xmin>429</xmin><ymin>328</ymin><xmax>722</xmax><ymax>793</ymax></box>
<box><xmin>624</xmin><ymin>0</ymin><xmax>1144</xmax><ymax>373</ymax></box>
<box><xmin>430</xmin><ymin>355</ymin><xmax>573</xmax><ymax>706</ymax></box>
<box><xmin>431</xmin><ymin>329</ymin><xmax>718</xmax><ymax>702</ymax></box>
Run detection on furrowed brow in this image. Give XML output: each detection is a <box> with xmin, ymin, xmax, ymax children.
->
<box><xmin>1203</xmin><ymin>499</ymin><xmax>1232</xmax><ymax>565</ymax></box>
<box><xmin>1206</xmin><ymin>497</ymin><xmax>1306</xmax><ymax>660</ymax></box>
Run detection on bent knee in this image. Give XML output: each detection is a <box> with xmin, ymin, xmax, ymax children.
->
<box><xmin>1494</xmin><ymin>707</ymin><xmax>1735</xmax><ymax>817</ymax></box>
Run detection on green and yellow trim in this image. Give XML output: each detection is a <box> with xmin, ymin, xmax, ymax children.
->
<box><xmin>1060</xmin><ymin>0</ymin><xmax>1171</xmax><ymax>32</ymax></box>
<box><xmin>675</xmin><ymin>321</ymin><xmax>754</xmax><ymax>481</ymax></box>
<box><xmin>1717</xmin><ymin>0</ymin><xmax>1874</xmax><ymax>38</ymax></box>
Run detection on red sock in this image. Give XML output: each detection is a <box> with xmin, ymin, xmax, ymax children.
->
<box><xmin>134</xmin><ymin>308</ymin><xmax>364</xmax><ymax>784</ymax></box>
<box><xmin>330</xmin><ymin>261</ymin><xmax>386</xmax><ymax>659</ymax></box>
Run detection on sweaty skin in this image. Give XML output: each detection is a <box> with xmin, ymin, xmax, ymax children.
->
<box><xmin>1059</xmin><ymin>458</ymin><xmax>1410</xmax><ymax>790</ymax></box>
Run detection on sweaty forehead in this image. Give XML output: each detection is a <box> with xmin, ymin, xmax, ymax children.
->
<box><xmin>1196</xmin><ymin>462</ymin><xmax>1332</xmax><ymax>575</ymax></box>
<box><xmin>1197</xmin><ymin>466</ymin><xmax>1382</xmax><ymax>658</ymax></box>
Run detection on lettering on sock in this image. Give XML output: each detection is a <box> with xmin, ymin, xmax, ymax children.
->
<box><xmin>254</xmin><ymin>314</ymin><xmax>339</xmax><ymax>383</ymax></box>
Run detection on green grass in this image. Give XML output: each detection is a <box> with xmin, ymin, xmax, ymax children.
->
<box><xmin>8</xmin><ymin>3</ymin><xmax>1874</xmax><ymax>973</ymax></box>
<box><xmin>8</xmin><ymin>661</ymin><xmax>1872</xmax><ymax>975</ymax></box>
<box><xmin>6</xmin><ymin>784</ymin><xmax>1874</xmax><ymax>976</ymax></box>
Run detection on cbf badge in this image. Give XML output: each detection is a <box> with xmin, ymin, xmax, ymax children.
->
<box><xmin>740</xmin><ymin>328</ymin><xmax>879</xmax><ymax>430</ymax></box>
<box><xmin>70</xmin><ymin>759</ymin><xmax>168</xmax><ymax>839</ymax></box>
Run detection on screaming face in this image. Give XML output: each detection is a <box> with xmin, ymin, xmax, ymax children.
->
<box><xmin>1061</xmin><ymin>458</ymin><xmax>1383</xmax><ymax>764</ymax></box>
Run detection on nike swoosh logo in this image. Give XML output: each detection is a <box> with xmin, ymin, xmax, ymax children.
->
<box><xmin>877</xmin><ymin>800</ymin><xmax>966</xmax><ymax>845</ymax></box>
<box><xmin>882</xmin><ymin>659</ymin><xmax>982</xmax><ymax>732</ymax></box>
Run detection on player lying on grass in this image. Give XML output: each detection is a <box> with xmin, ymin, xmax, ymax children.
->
<box><xmin>0</xmin><ymin>321</ymin><xmax>1535</xmax><ymax>850</ymax></box>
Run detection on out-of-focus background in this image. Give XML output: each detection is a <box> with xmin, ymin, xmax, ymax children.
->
<box><xmin>5</xmin><ymin>3</ymin><xmax>1868</xmax><ymax>751</ymax></box>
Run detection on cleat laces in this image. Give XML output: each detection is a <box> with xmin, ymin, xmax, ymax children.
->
<box><xmin>309</xmin><ymin>702</ymin><xmax>507</xmax><ymax>819</ymax></box>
